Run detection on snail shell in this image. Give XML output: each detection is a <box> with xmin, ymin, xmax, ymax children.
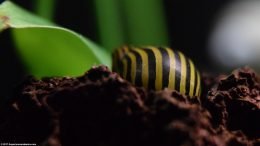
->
<box><xmin>113</xmin><ymin>46</ymin><xmax>201</xmax><ymax>97</ymax></box>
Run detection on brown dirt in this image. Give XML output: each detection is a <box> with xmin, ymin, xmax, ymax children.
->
<box><xmin>0</xmin><ymin>66</ymin><xmax>259</xmax><ymax>146</ymax></box>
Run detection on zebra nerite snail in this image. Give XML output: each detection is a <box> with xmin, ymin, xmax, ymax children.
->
<box><xmin>112</xmin><ymin>46</ymin><xmax>201</xmax><ymax>97</ymax></box>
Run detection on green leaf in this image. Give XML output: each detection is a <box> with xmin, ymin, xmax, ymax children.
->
<box><xmin>0</xmin><ymin>1</ymin><xmax>111</xmax><ymax>77</ymax></box>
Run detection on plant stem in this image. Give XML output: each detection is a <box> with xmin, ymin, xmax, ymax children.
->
<box><xmin>34</xmin><ymin>0</ymin><xmax>56</xmax><ymax>20</ymax></box>
<box><xmin>123</xmin><ymin>0</ymin><xmax>169</xmax><ymax>46</ymax></box>
<box><xmin>94</xmin><ymin>0</ymin><xmax>125</xmax><ymax>52</ymax></box>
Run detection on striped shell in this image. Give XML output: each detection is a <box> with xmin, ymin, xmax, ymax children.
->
<box><xmin>113</xmin><ymin>46</ymin><xmax>201</xmax><ymax>97</ymax></box>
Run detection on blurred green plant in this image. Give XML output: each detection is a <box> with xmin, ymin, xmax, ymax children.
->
<box><xmin>0</xmin><ymin>0</ymin><xmax>169</xmax><ymax>77</ymax></box>
<box><xmin>34</xmin><ymin>0</ymin><xmax>56</xmax><ymax>20</ymax></box>
<box><xmin>123</xmin><ymin>0</ymin><xmax>169</xmax><ymax>46</ymax></box>
<box><xmin>94</xmin><ymin>0</ymin><xmax>169</xmax><ymax>51</ymax></box>
<box><xmin>0</xmin><ymin>1</ymin><xmax>111</xmax><ymax>78</ymax></box>
<box><xmin>94</xmin><ymin>0</ymin><xmax>125</xmax><ymax>51</ymax></box>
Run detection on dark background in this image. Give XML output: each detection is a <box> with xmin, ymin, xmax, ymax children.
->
<box><xmin>0</xmin><ymin>0</ymin><xmax>230</xmax><ymax>98</ymax></box>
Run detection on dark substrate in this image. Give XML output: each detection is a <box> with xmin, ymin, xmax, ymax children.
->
<box><xmin>0</xmin><ymin>66</ymin><xmax>259</xmax><ymax>146</ymax></box>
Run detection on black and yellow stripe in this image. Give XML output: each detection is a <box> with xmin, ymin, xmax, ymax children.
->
<box><xmin>112</xmin><ymin>46</ymin><xmax>201</xmax><ymax>97</ymax></box>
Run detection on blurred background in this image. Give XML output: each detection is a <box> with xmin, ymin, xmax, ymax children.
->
<box><xmin>0</xmin><ymin>0</ymin><xmax>259</xmax><ymax>98</ymax></box>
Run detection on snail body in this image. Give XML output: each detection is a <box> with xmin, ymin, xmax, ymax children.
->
<box><xmin>113</xmin><ymin>46</ymin><xmax>201</xmax><ymax>97</ymax></box>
